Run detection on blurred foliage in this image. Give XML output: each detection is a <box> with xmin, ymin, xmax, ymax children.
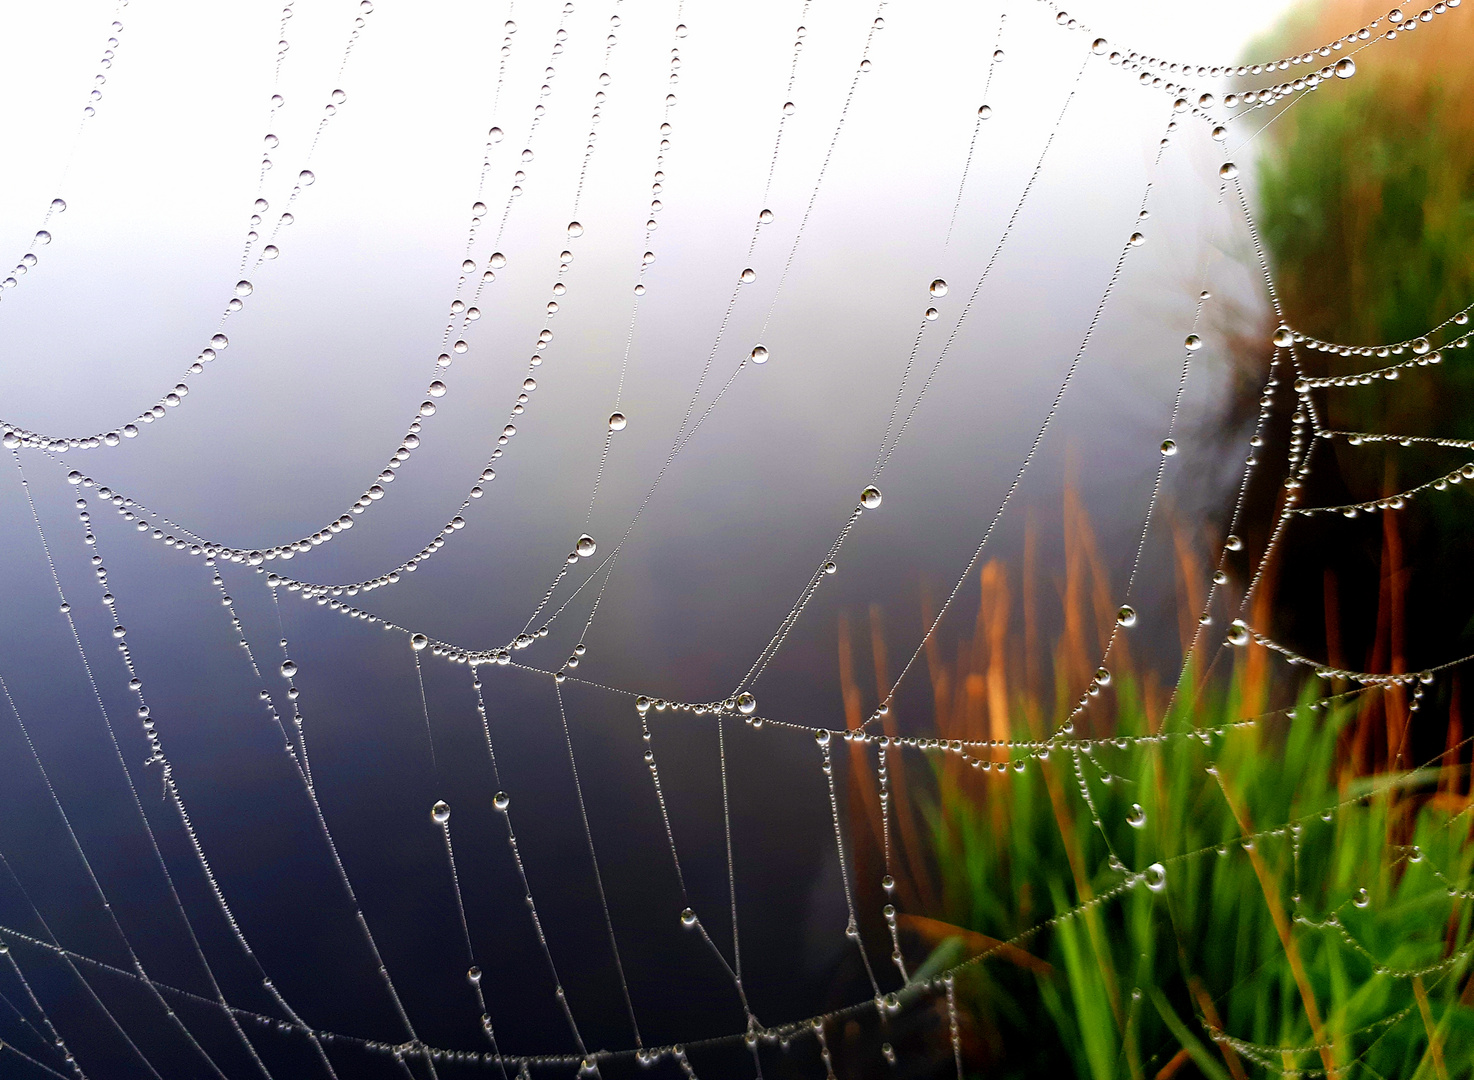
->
<box><xmin>840</xmin><ymin>495</ymin><xmax>1474</xmax><ymax>1078</ymax></box>
<box><xmin>1255</xmin><ymin>0</ymin><xmax>1474</xmax><ymax>439</ymax></box>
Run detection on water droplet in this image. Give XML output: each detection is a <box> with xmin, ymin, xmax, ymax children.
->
<box><xmin>50</xmin><ymin>198</ymin><xmax>66</xmax><ymax>213</ymax></box>
<box><xmin>782</xmin><ymin>101</ymin><xmax>795</xmax><ymax>115</ymax></box>
<box><xmin>608</xmin><ymin>412</ymin><xmax>627</xmax><ymax>431</ymax></box>
<box><xmin>1117</xmin><ymin>605</ymin><xmax>1137</xmax><ymax>627</ymax></box>
<box><xmin>993</xmin><ymin>48</ymin><xmax>1005</xmax><ymax>62</ymax></box>
<box><xmin>925</xmin><ymin>307</ymin><xmax>939</xmax><ymax>320</ymax></box>
<box><xmin>929</xmin><ymin>279</ymin><xmax>948</xmax><ymax>297</ymax></box>
<box><xmin>758</xmin><ymin>208</ymin><xmax>773</xmax><ymax>223</ymax></box>
<box><xmin>576</xmin><ymin>534</ymin><xmax>596</xmax><ymax>557</ymax></box>
<box><xmin>280</xmin><ymin>660</ymin><xmax>297</xmax><ymax>678</ymax></box>
<box><xmin>263</xmin><ymin>245</ymin><xmax>279</xmax><ymax>259</ymax></box>
<box><xmin>34</xmin><ymin>230</ymin><xmax>51</xmax><ymax>246</ymax></box>
<box><xmin>1219</xmin><ymin>162</ymin><xmax>1239</xmax><ymax>179</ymax></box>
<box><xmin>1160</xmin><ymin>439</ymin><xmax>1177</xmax><ymax>456</ymax></box>
<box><xmin>1095</xmin><ymin>666</ymin><xmax>1112</xmax><ymax>687</ymax></box>
<box><xmin>299</xmin><ymin>169</ymin><xmax>315</xmax><ymax>186</ymax></box>
<box><xmin>431</xmin><ymin>800</ymin><xmax>450</xmax><ymax>824</ymax></box>
<box><xmin>1092</xmin><ymin>37</ymin><xmax>1108</xmax><ymax>53</ymax></box>
<box><xmin>1144</xmin><ymin>862</ymin><xmax>1166</xmax><ymax>892</ymax></box>
<box><xmin>1227</xmin><ymin>620</ymin><xmax>1250</xmax><ymax>646</ymax></box>
<box><xmin>1413</xmin><ymin>337</ymin><xmax>1431</xmax><ymax>355</ymax></box>
<box><xmin>331</xmin><ymin>88</ymin><xmax>347</xmax><ymax>104</ymax></box>
<box><xmin>1225</xmin><ymin>534</ymin><xmax>1243</xmax><ymax>552</ymax></box>
<box><xmin>490</xmin><ymin>252</ymin><xmax>506</xmax><ymax>268</ymax></box>
<box><xmin>467</xmin><ymin>966</ymin><xmax>482</xmax><ymax>984</ymax></box>
<box><xmin>567</xmin><ymin>221</ymin><xmax>584</xmax><ymax>237</ymax></box>
<box><xmin>493</xmin><ymin>791</ymin><xmax>510</xmax><ymax>811</ymax></box>
<box><xmin>1184</xmin><ymin>334</ymin><xmax>1202</xmax><ymax>351</ymax></box>
<box><xmin>411</xmin><ymin>633</ymin><xmax>429</xmax><ymax>651</ymax></box>
<box><xmin>736</xmin><ymin>692</ymin><xmax>757</xmax><ymax>715</ymax></box>
<box><xmin>1353</xmin><ymin>887</ymin><xmax>1369</xmax><ymax>907</ymax></box>
<box><xmin>1273</xmin><ymin>326</ymin><xmax>1293</xmax><ymax>347</ymax></box>
<box><xmin>739</xmin><ymin>268</ymin><xmax>755</xmax><ymax>284</ymax></box>
<box><xmin>1126</xmin><ymin>803</ymin><xmax>1147</xmax><ymax>828</ymax></box>
<box><xmin>235</xmin><ymin>280</ymin><xmax>253</xmax><ymax>297</ymax></box>
<box><xmin>680</xmin><ymin>907</ymin><xmax>697</xmax><ymax>926</ymax></box>
<box><xmin>860</xmin><ymin>486</ymin><xmax>882</xmax><ymax>509</ymax></box>
<box><xmin>750</xmin><ymin>345</ymin><xmax>768</xmax><ymax>364</ymax></box>
<box><xmin>1334</xmin><ymin>57</ymin><xmax>1355</xmax><ymax>78</ymax></box>
<box><xmin>1129</xmin><ymin>232</ymin><xmax>1146</xmax><ymax>246</ymax></box>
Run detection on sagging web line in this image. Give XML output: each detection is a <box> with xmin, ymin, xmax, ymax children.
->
<box><xmin>2</xmin><ymin>0</ymin><xmax>1474</xmax><ymax>1072</ymax></box>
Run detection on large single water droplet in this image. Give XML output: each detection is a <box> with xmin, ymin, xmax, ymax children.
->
<box><xmin>750</xmin><ymin>345</ymin><xmax>768</xmax><ymax>364</ymax></box>
<box><xmin>736</xmin><ymin>692</ymin><xmax>757</xmax><ymax>715</ymax></box>
<box><xmin>1117</xmin><ymin>605</ymin><xmax>1137</xmax><ymax>627</ymax></box>
<box><xmin>680</xmin><ymin>907</ymin><xmax>697</xmax><ymax>926</ymax></box>
<box><xmin>1184</xmin><ymin>334</ymin><xmax>1202</xmax><ymax>351</ymax></box>
<box><xmin>929</xmin><ymin>279</ymin><xmax>948</xmax><ymax>298</ymax></box>
<box><xmin>1334</xmin><ymin>57</ymin><xmax>1355</xmax><ymax>78</ymax></box>
<box><xmin>493</xmin><ymin>791</ymin><xmax>510</xmax><ymax>811</ymax></box>
<box><xmin>1273</xmin><ymin>326</ymin><xmax>1293</xmax><ymax>348</ymax></box>
<box><xmin>1219</xmin><ymin>162</ymin><xmax>1239</xmax><ymax>179</ymax></box>
<box><xmin>1160</xmin><ymin>439</ymin><xmax>1177</xmax><ymax>456</ymax></box>
<box><xmin>608</xmin><ymin>412</ymin><xmax>627</xmax><ymax>431</ymax></box>
<box><xmin>50</xmin><ymin>198</ymin><xmax>66</xmax><ymax>213</ymax></box>
<box><xmin>1144</xmin><ymin>862</ymin><xmax>1166</xmax><ymax>892</ymax></box>
<box><xmin>1126</xmin><ymin>803</ymin><xmax>1147</xmax><ymax>828</ymax></box>
<box><xmin>235</xmin><ymin>280</ymin><xmax>253</xmax><ymax>297</ymax></box>
<box><xmin>576</xmin><ymin>534</ymin><xmax>596</xmax><ymax>557</ymax></box>
<box><xmin>299</xmin><ymin>169</ymin><xmax>315</xmax><ymax>186</ymax></box>
<box><xmin>431</xmin><ymin>800</ymin><xmax>450</xmax><ymax>824</ymax></box>
<box><xmin>567</xmin><ymin>221</ymin><xmax>584</xmax><ymax>237</ymax></box>
<box><xmin>739</xmin><ymin>268</ymin><xmax>755</xmax><ymax>284</ymax></box>
<box><xmin>411</xmin><ymin>633</ymin><xmax>429</xmax><ymax>651</ymax></box>
<box><xmin>1227</xmin><ymin>620</ymin><xmax>1250</xmax><ymax>646</ymax></box>
<box><xmin>1352</xmin><ymin>887</ymin><xmax>1369</xmax><ymax>907</ymax></box>
<box><xmin>34</xmin><ymin>230</ymin><xmax>51</xmax><ymax>245</ymax></box>
<box><xmin>428</xmin><ymin>381</ymin><xmax>447</xmax><ymax>397</ymax></box>
<box><xmin>860</xmin><ymin>486</ymin><xmax>882</xmax><ymax>509</ymax></box>
<box><xmin>280</xmin><ymin>660</ymin><xmax>297</xmax><ymax>678</ymax></box>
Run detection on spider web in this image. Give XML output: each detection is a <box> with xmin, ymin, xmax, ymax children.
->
<box><xmin>0</xmin><ymin>0</ymin><xmax>1469</xmax><ymax>1077</ymax></box>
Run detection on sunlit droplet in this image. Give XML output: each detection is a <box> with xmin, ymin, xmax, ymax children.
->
<box><xmin>1117</xmin><ymin>605</ymin><xmax>1137</xmax><ymax>627</ymax></box>
<box><xmin>1126</xmin><ymin>803</ymin><xmax>1147</xmax><ymax>828</ymax></box>
<box><xmin>1184</xmin><ymin>334</ymin><xmax>1202</xmax><ymax>351</ymax></box>
<box><xmin>411</xmin><ymin>633</ymin><xmax>429</xmax><ymax>651</ymax></box>
<box><xmin>576</xmin><ymin>534</ymin><xmax>596</xmax><ymax>557</ymax></box>
<box><xmin>431</xmin><ymin>800</ymin><xmax>450</xmax><ymax>824</ymax></box>
<box><xmin>750</xmin><ymin>345</ymin><xmax>768</xmax><ymax>364</ymax></box>
<box><xmin>736</xmin><ymin>692</ymin><xmax>757</xmax><ymax>715</ymax></box>
<box><xmin>860</xmin><ymin>486</ymin><xmax>882</xmax><ymax>509</ymax></box>
<box><xmin>929</xmin><ymin>279</ymin><xmax>948</xmax><ymax>297</ymax></box>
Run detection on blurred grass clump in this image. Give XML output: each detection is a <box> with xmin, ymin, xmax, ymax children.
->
<box><xmin>840</xmin><ymin>497</ymin><xmax>1474</xmax><ymax>1078</ymax></box>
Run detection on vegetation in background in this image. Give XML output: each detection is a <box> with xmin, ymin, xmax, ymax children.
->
<box><xmin>839</xmin><ymin>495</ymin><xmax>1474</xmax><ymax>1078</ymax></box>
<box><xmin>1228</xmin><ymin>0</ymin><xmax>1474</xmax><ymax>684</ymax></box>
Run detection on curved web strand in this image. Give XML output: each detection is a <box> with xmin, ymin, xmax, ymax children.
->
<box><xmin>8</xmin><ymin>456</ymin><xmax>244</xmax><ymax>1079</ymax></box>
<box><xmin>0</xmin><ymin>0</ymin><xmax>128</xmax><ymax>309</ymax></box>
<box><xmin>70</xmin><ymin>482</ymin><xmax>357</xmax><ymax>1077</ymax></box>
<box><xmin>2</xmin><ymin>2</ymin><xmax>376</xmax><ymax>450</ymax></box>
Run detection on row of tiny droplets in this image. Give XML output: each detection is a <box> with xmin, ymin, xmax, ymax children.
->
<box><xmin>32</xmin><ymin>5</ymin><xmax>603</xmax><ymax>582</ymax></box>
<box><xmin>77</xmin><ymin>486</ymin><xmax>369</xmax><ymax>1078</ymax></box>
<box><xmin>0</xmin><ymin>0</ymin><xmax>126</xmax><ymax>303</ymax></box>
<box><xmin>0</xmin><ymin>1</ymin><xmax>375</xmax><ymax>451</ymax></box>
<box><xmin>15</xmin><ymin>459</ymin><xmax>269</xmax><ymax>1079</ymax></box>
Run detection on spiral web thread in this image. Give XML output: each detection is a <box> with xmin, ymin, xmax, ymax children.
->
<box><xmin>0</xmin><ymin>0</ymin><xmax>1472</xmax><ymax>1077</ymax></box>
